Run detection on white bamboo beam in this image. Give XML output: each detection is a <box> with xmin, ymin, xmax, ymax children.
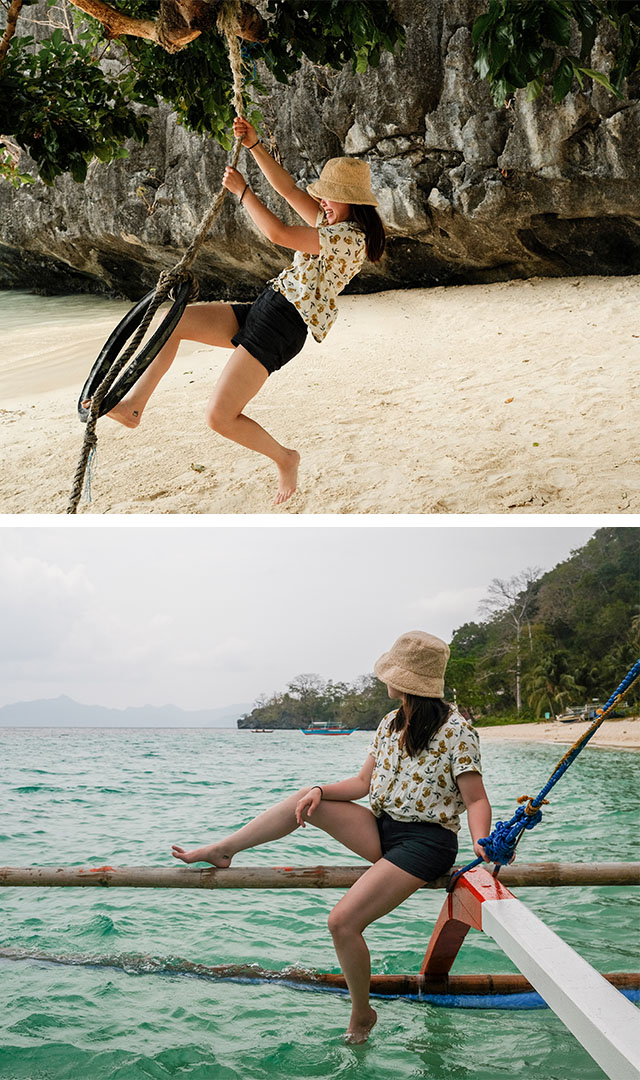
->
<box><xmin>481</xmin><ymin>898</ymin><xmax>640</xmax><ymax>1080</ymax></box>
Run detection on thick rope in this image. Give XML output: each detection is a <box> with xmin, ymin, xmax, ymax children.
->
<box><xmin>448</xmin><ymin>656</ymin><xmax>640</xmax><ymax>889</ymax></box>
<box><xmin>67</xmin><ymin>0</ymin><xmax>246</xmax><ymax>514</ymax></box>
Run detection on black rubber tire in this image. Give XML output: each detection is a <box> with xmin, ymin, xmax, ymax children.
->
<box><xmin>77</xmin><ymin>279</ymin><xmax>191</xmax><ymax>421</ymax></box>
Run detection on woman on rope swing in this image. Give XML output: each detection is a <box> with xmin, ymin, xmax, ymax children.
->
<box><xmin>172</xmin><ymin>631</ymin><xmax>493</xmax><ymax>1043</ymax></box>
<box><xmin>105</xmin><ymin>116</ymin><xmax>385</xmax><ymax>505</ymax></box>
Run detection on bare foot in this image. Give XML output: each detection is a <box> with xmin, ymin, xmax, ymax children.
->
<box><xmin>107</xmin><ymin>400</ymin><xmax>142</xmax><ymax>428</ymax></box>
<box><xmin>81</xmin><ymin>399</ymin><xmax>142</xmax><ymax>428</ymax></box>
<box><xmin>344</xmin><ymin>1007</ymin><xmax>377</xmax><ymax>1044</ymax></box>
<box><xmin>274</xmin><ymin>448</ymin><xmax>300</xmax><ymax>506</ymax></box>
<box><xmin>171</xmin><ymin>843</ymin><xmax>233</xmax><ymax>867</ymax></box>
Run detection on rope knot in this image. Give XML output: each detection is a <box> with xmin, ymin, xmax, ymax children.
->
<box><xmin>159</xmin><ymin>268</ymin><xmax>199</xmax><ymax>304</ymax></box>
<box><xmin>517</xmin><ymin>794</ymin><xmax>549</xmax><ymax>817</ymax></box>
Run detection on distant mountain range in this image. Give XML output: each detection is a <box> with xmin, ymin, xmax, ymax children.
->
<box><xmin>0</xmin><ymin>695</ymin><xmax>253</xmax><ymax>728</ymax></box>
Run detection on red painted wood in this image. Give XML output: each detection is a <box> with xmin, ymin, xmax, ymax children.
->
<box><xmin>420</xmin><ymin>867</ymin><xmax>516</xmax><ymax>977</ymax></box>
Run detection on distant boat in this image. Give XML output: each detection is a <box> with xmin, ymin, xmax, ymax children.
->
<box><xmin>556</xmin><ymin>701</ymin><xmax>621</xmax><ymax>724</ymax></box>
<box><xmin>251</xmin><ymin>728</ymin><xmax>274</xmax><ymax>733</ymax></box>
<box><xmin>300</xmin><ymin>722</ymin><xmax>357</xmax><ymax>735</ymax></box>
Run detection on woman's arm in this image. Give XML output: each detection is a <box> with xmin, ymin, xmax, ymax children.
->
<box><xmin>456</xmin><ymin>771</ymin><xmax>492</xmax><ymax>861</ymax></box>
<box><xmin>234</xmin><ymin>117</ymin><xmax>320</xmax><ymax>226</ymax></box>
<box><xmin>295</xmin><ymin>755</ymin><xmax>375</xmax><ymax>825</ymax></box>
<box><xmin>223</xmin><ymin>166</ymin><xmax>320</xmax><ymax>254</ymax></box>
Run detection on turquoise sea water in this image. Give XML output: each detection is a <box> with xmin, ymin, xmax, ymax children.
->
<box><xmin>1</xmin><ymin>728</ymin><xmax>638</xmax><ymax>1080</ymax></box>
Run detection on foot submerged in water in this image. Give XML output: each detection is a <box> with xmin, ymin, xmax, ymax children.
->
<box><xmin>171</xmin><ymin>843</ymin><xmax>233</xmax><ymax>867</ymax></box>
<box><xmin>344</xmin><ymin>1007</ymin><xmax>377</xmax><ymax>1044</ymax></box>
<box><xmin>275</xmin><ymin>448</ymin><xmax>300</xmax><ymax>506</ymax></box>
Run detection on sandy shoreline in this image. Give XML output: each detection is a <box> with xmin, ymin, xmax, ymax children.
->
<box><xmin>479</xmin><ymin>716</ymin><xmax>640</xmax><ymax>751</ymax></box>
<box><xmin>1</xmin><ymin>274</ymin><xmax>639</xmax><ymax>514</ymax></box>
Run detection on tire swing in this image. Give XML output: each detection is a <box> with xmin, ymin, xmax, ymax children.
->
<box><xmin>67</xmin><ymin>0</ymin><xmax>249</xmax><ymax>514</ymax></box>
<box><xmin>76</xmin><ymin>279</ymin><xmax>192</xmax><ymax>422</ymax></box>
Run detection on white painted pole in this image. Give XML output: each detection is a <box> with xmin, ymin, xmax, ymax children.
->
<box><xmin>481</xmin><ymin>898</ymin><xmax>640</xmax><ymax>1080</ymax></box>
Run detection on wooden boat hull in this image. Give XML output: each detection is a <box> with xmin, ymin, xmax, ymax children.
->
<box><xmin>300</xmin><ymin>729</ymin><xmax>357</xmax><ymax>735</ymax></box>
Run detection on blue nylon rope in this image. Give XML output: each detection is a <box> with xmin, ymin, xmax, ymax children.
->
<box><xmin>448</xmin><ymin>657</ymin><xmax>640</xmax><ymax>889</ymax></box>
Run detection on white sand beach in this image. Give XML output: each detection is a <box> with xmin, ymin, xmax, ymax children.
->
<box><xmin>479</xmin><ymin>716</ymin><xmax>640</xmax><ymax>750</ymax></box>
<box><xmin>1</xmin><ymin>274</ymin><xmax>638</xmax><ymax>515</ymax></box>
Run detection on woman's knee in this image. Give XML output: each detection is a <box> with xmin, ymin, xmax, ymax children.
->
<box><xmin>205</xmin><ymin>398</ymin><xmax>235</xmax><ymax>435</ymax></box>
<box><xmin>328</xmin><ymin>903</ymin><xmax>358</xmax><ymax>939</ymax></box>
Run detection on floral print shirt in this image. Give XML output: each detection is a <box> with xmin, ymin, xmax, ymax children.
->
<box><xmin>271</xmin><ymin>208</ymin><xmax>366</xmax><ymax>343</ymax></box>
<box><xmin>366</xmin><ymin>708</ymin><xmax>482</xmax><ymax>834</ymax></box>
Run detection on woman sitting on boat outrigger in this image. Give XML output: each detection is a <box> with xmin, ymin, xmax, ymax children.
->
<box><xmin>172</xmin><ymin>631</ymin><xmax>493</xmax><ymax>1044</ymax></box>
<box><xmin>104</xmin><ymin>117</ymin><xmax>385</xmax><ymax>505</ymax></box>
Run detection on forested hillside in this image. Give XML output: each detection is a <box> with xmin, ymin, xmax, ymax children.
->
<box><xmin>238</xmin><ymin>529</ymin><xmax>639</xmax><ymax>730</ymax></box>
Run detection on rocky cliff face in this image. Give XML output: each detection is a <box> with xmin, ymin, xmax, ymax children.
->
<box><xmin>1</xmin><ymin>0</ymin><xmax>639</xmax><ymax>299</ymax></box>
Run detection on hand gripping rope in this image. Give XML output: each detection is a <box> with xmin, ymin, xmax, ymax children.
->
<box><xmin>448</xmin><ymin>656</ymin><xmax>640</xmax><ymax>891</ymax></box>
<box><xmin>67</xmin><ymin>0</ymin><xmax>248</xmax><ymax>514</ymax></box>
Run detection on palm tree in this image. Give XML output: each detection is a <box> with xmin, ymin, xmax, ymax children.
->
<box><xmin>525</xmin><ymin>652</ymin><xmax>584</xmax><ymax>719</ymax></box>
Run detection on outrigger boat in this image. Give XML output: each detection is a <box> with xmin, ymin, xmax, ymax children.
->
<box><xmin>1</xmin><ymin>860</ymin><xmax>639</xmax><ymax>1079</ymax></box>
<box><xmin>300</xmin><ymin>721</ymin><xmax>358</xmax><ymax>735</ymax></box>
<box><xmin>2</xmin><ymin>660</ymin><xmax>639</xmax><ymax>1078</ymax></box>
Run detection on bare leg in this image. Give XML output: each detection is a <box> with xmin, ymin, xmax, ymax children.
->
<box><xmin>96</xmin><ymin>302</ymin><xmax>240</xmax><ymax>428</ymax></box>
<box><xmin>171</xmin><ymin>787</ymin><xmax>382</xmax><ymax>867</ymax></box>
<box><xmin>205</xmin><ymin>345</ymin><xmax>300</xmax><ymax>505</ymax></box>
<box><xmin>327</xmin><ymin>859</ymin><xmax>427</xmax><ymax>1043</ymax></box>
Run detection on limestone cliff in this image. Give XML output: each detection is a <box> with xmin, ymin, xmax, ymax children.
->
<box><xmin>1</xmin><ymin>0</ymin><xmax>639</xmax><ymax>298</ymax></box>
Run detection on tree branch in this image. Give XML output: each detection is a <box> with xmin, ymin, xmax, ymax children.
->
<box><xmin>0</xmin><ymin>0</ymin><xmax>24</xmax><ymax>75</ymax></box>
<box><xmin>65</xmin><ymin>0</ymin><xmax>266</xmax><ymax>52</ymax></box>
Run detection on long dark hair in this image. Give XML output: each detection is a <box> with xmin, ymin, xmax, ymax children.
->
<box><xmin>391</xmin><ymin>694</ymin><xmax>451</xmax><ymax>757</ymax></box>
<box><xmin>350</xmin><ymin>204</ymin><xmax>386</xmax><ymax>263</ymax></box>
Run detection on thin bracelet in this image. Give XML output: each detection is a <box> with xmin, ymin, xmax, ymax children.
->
<box><xmin>239</xmin><ymin>182</ymin><xmax>249</xmax><ymax>204</ymax></box>
<box><xmin>311</xmin><ymin>785</ymin><xmax>324</xmax><ymax>799</ymax></box>
<box><xmin>246</xmin><ymin>139</ymin><xmax>260</xmax><ymax>151</ymax></box>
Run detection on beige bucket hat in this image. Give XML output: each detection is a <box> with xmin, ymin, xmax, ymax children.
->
<box><xmin>374</xmin><ymin>631</ymin><xmax>450</xmax><ymax>698</ymax></box>
<box><xmin>307</xmin><ymin>157</ymin><xmax>377</xmax><ymax>206</ymax></box>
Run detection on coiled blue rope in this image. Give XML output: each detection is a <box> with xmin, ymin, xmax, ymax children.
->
<box><xmin>448</xmin><ymin>657</ymin><xmax>640</xmax><ymax>890</ymax></box>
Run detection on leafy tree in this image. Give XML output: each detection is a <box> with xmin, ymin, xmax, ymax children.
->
<box><xmin>0</xmin><ymin>0</ymin><xmax>405</xmax><ymax>184</ymax></box>
<box><xmin>338</xmin><ymin>674</ymin><xmax>390</xmax><ymax>729</ymax></box>
<box><xmin>447</xmin><ymin>621</ymin><xmax>500</xmax><ymax>715</ymax></box>
<box><xmin>472</xmin><ymin>0</ymin><xmax>640</xmax><ymax>106</ymax></box>
<box><xmin>238</xmin><ymin>528</ymin><xmax>638</xmax><ymax>730</ymax></box>
<box><xmin>479</xmin><ymin>567</ymin><xmax>541</xmax><ymax>715</ymax></box>
<box><xmin>5</xmin><ymin>1</ymin><xmax>640</xmax><ymax>188</ymax></box>
<box><xmin>524</xmin><ymin>649</ymin><xmax>584</xmax><ymax>718</ymax></box>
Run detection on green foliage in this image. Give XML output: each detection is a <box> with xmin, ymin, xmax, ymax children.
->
<box><xmin>240</xmin><ymin>529</ymin><xmax>639</xmax><ymax>730</ymax></box>
<box><xmin>471</xmin><ymin>0</ymin><xmax>640</xmax><ymax>106</ymax></box>
<box><xmin>450</xmin><ymin>528</ymin><xmax>639</xmax><ymax>719</ymax></box>
<box><xmin>0</xmin><ymin>32</ymin><xmax>149</xmax><ymax>185</ymax></box>
<box><xmin>238</xmin><ymin>673</ymin><xmax>355</xmax><ymax>730</ymax></box>
<box><xmin>240</xmin><ymin>527</ymin><xmax>634</xmax><ymax>730</ymax></box>
<box><xmin>523</xmin><ymin>650</ymin><xmax>585</xmax><ymax>717</ymax></box>
<box><xmin>0</xmin><ymin>148</ymin><xmax>36</xmax><ymax>186</ymax></box>
<box><xmin>1</xmin><ymin>0</ymin><xmax>404</xmax><ymax>184</ymax></box>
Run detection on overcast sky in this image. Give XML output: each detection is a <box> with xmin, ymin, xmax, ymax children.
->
<box><xmin>0</xmin><ymin>523</ymin><xmax>597</xmax><ymax>711</ymax></box>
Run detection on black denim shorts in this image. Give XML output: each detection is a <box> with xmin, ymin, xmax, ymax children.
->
<box><xmin>376</xmin><ymin>812</ymin><xmax>458</xmax><ymax>882</ymax></box>
<box><xmin>231</xmin><ymin>286</ymin><xmax>308</xmax><ymax>375</ymax></box>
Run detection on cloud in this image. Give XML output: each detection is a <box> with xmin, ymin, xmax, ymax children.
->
<box><xmin>0</xmin><ymin>549</ymin><xmax>256</xmax><ymax>705</ymax></box>
<box><xmin>0</xmin><ymin>553</ymin><xmax>177</xmax><ymax>686</ymax></box>
<box><xmin>0</xmin><ymin>553</ymin><xmax>95</xmax><ymax>661</ymax></box>
<box><xmin>410</xmin><ymin>586</ymin><xmax>487</xmax><ymax>628</ymax></box>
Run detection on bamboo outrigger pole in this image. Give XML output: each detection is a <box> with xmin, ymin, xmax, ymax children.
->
<box><xmin>1</xmin><ymin>862</ymin><xmax>639</xmax><ymax>890</ymax></box>
<box><xmin>0</xmin><ymin>945</ymin><xmax>637</xmax><ymax>1000</ymax></box>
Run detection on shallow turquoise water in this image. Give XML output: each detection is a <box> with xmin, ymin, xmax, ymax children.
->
<box><xmin>1</xmin><ymin>728</ymin><xmax>638</xmax><ymax>1080</ymax></box>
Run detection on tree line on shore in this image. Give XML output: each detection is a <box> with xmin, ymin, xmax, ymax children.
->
<box><xmin>238</xmin><ymin>528</ymin><xmax>639</xmax><ymax>730</ymax></box>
